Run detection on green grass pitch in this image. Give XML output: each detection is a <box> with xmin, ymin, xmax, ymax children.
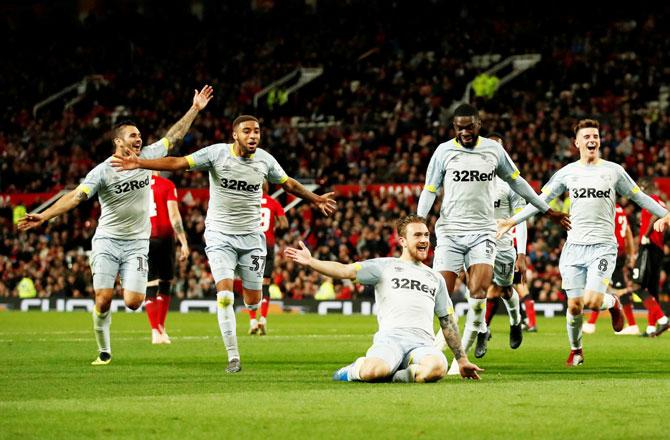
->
<box><xmin>1</xmin><ymin>311</ymin><xmax>669</xmax><ymax>439</ymax></box>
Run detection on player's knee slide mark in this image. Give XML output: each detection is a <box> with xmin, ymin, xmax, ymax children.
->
<box><xmin>217</xmin><ymin>291</ymin><xmax>235</xmax><ymax>308</ymax></box>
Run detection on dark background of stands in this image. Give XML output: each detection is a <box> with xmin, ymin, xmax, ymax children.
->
<box><xmin>1</xmin><ymin>0</ymin><xmax>669</xmax><ymax>303</ymax></box>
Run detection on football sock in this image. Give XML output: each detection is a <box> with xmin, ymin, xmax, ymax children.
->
<box><xmin>566</xmin><ymin>312</ymin><xmax>583</xmax><ymax>350</ymax></box>
<box><xmin>622</xmin><ymin>304</ymin><xmax>636</xmax><ymax>326</ymax></box>
<box><xmin>260</xmin><ymin>295</ymin><xmax>270</xmax><ymax>319</ymax></box>
<box><xmin>523</xmin><ymin>296</ymin><xmax>537</xmax><ymax>327</ymax></box>
<box><xmin>587</xmin><ymin>310</ymin><xmax>599</xmax><ymax>324</ymax></box>
<box><xmin>503</xmin><ymin>289</ymin><xmax>521</xmax><ymax>325</ymax></box>
<box><xmin>349</xmin><ymin>357</ymin><xmax>365</xmax><ymax>381</ymax></box>
<box><xmin>157</xmin><ymin>294</ymin><xmax>171</xmax><ymax>329</ymax></box>
<box><xmin>485</xmin><ymin>298</ymin><xmax>498</xmax><ymax>326</ymax></box>
<box><xmin>144</xmin><ymin>298</ymin><xmax>160</xmax><ymax>330</ymax></box>
<box><xmin>249</xmin><ymin>309</ymin><xmax>257</xmax><ymax>320</ymax></box>
<box><xmin>468</xmin><ymin>297</ymin><xmax>487</xmax><ymax>332</ymax></box>
<box><xmin>641</xmin><ymin>294</ymin><xmax>663</xmax><ymax>326</ymax></box>
<box><xmin>600</xmin><ymin>293</ymin><xmax>616</xmax><ymax>310</ymax></box>
<box><xmin>216</xmin><ymin>291</ymin><xmax>239</xmax><ymax>361</ymax></box>
<box><xmin>462</xmin><ymin>323</ymin><xmax>478</xmax><ymax>353</ymax></box>
<box><xmin>92</xmin><ymin>307</ymin><xmax>111</xmax><ymax>354</ymax></box>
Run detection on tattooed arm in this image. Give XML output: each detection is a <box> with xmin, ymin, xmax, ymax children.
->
<box><xmin>163</xmin><ymin>85</ymin><xmax>214</xmax><ymax>149</ymax></box>
<box><xmin>438</xmin><ymin>314</ymin><xmax>484</xmax><ymax>380</ymax></box>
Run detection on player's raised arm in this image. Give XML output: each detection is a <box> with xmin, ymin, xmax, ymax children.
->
<box><xmin>17</xmin><ymin>187</ymin><xmax>89</xmax><ymax>231</ymax></box>
<box><xmin>284</xmin><ymin>241</ymin><xmax>358</xmax><ymax>280</ymax></box>
<box><xmin>281</xmin><ymin>178</ymin><xmax>337</xmax><ymax>217</ymax></box>
<box><xmin>163</xmin><ymin>85</ymin><xmax>213</xmax><ymax>149</ymax></box>
<box><xmin>111</xmin><ymin>149</ymin><xmax>190</xmax><ymax>172</ymax></box>
<box><xmin>614</xmin><ymin>170</ymin><xmax>670</xmax><ymax>232</ymax></box>
<box><xmin>496</xmin><ymin>145</ymin><xmax>569</xmax><ymax>228</ymax></box>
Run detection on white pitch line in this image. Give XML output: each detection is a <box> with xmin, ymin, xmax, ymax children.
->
<box><xmin>0</xmin><ymin>330</ymin><xmax>150</xmax><ymax>336</ymax></box>
<box><xmin>0</xmin><ymin>334</ymin><xmax>367</xmax><ymax>343</ymax></box>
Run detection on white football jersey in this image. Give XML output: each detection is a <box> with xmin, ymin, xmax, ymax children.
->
<box><xmin>186</xmin><ymin>143</ymin><xmax>288</xmax><ymax>235</ymax></box>
<box><xmin>79</xmin><ymin>139</ymin><xmax>168</xmax><ymax>240</ymax></box>
<box><xmin>355</xmin><ymin>257</ymin><xmax>453</xmax><ymax>339</ymax></box>
<box><xmin>540</xmin><ymin>160</ymin><xmax>637</xmax><ymax>245</ymax></box>
<box><xmin>423</xmin><ymin>136</ymin><xmax>520</xmax><ymax>235</ymax></box>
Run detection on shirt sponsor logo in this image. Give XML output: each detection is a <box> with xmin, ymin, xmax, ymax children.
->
<box><xmin>220</xmin><ymin>178</ymin><xmax>261</xmax><ymax>193</ymax></box>
<box><xmin>571</xmin><ymin>188</ymin><xmax>611</xmax><ymax>198</ymax></box>
<box><xmin>112</xmin><ymin>176</ymin><xmax>150</xmax><ymax>194</ymax></box>
<box><xmin>391</xmin><ymin>278</ymin><xmax>436</xmax><ymax>297</ymax></box>
<box><xmin>451</xmin><ymin>169</ymin><xmax>495</xmax><ymax>182</ymax></box>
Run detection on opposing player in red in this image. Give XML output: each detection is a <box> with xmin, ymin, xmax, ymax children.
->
<box><xmin>248</xmin><ymin>181</ymin><xmax>288</xmax><ymax>335</ymax></box>
<box><xmin>634</xmin><ymin>179</ymin><xmax>670</xmax><ymax>337</ymax></box>
<box><xmin>583</xmin><ymin>203</ymin><xmax>638</xmax><ymax>335</ymax></box>
<box><xmin>145</xmin><ymin>172</ymin><xmax>189</xmax><ymax>344</ymax></box>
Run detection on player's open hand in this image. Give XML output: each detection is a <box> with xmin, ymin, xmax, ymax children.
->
<box><xmin>458</xmin><ymin>359</ymin><xmax>484</xmax><ymax>380</ymax></box>
<box><xmin>193</xmin><ymin>85</ymin><xmax>214</xmax><ymax>111</ymax></box>
<box><xmin>284</xmin><ymin>241</ymin><xmax>312</xmax><ymax>266</ymax></box>
<box><xmin>111</xmin><ymin>147</ymin><xmax>140</xmax><ymax>171</ymax></box>
<box><xmin>17</xmin><ymin>213</ymin><xmax>46</xmax><ymax>231</ymax></box>
<box><xmin>179</xmin><ymin>245</ymin><xmax>189</xmax><ymax>261</ymax></box>
<box><xmin>496</xmin><ymin>218</ymin><xmax>515</xmax><ymax>240</ymax></box>
<box><xmin>547</xmin><ymin>209</ymin><xmax>571</xmax><ymax>231</ymax></box>
<box><xmin>315</xmin><ymin>192</ymin><xmax>337</xmax><ymax>216</ymax></box>
<box><xmin>653</xmin><ymin>214</ymin><xmax>670</xmax><ymax>233</ymax></box>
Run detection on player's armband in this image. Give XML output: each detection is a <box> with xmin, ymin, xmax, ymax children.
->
<box><xmin>424</xmin><ymin>185</ymin><xmax>437</xmax><ymax>193</ymax></box>
<box><xmin>76</xmin><ymin>184</ymin><xmax>91</xmax><ymax>199</ymax></box>
<box><xmin>185</xmin><ymin>155</ymin><xmax>196</xmax><ymax>169</ymax></box>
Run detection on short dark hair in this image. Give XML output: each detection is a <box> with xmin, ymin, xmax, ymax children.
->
<box><xmin>573</xmin><ymin>119</ymin><xmax>600</xmax><ymax>136</ymax></box>
<box><xmin>233</xmin><ymin>115</ymin><xmax>260</xmax><ymax>129</ymax></box>
<box><xmin>113</xmin><ymin>119</ymin><xmax>138</xmax><ymax>139</ymax></box>
<box><xmin>453</xmin><ymin>103</ymin><xmax>479</xmax><ymax>119</ymax></box>
<box><xmin>396</xmin><ymin>215</ymin><xmax>427</xmax><ymax>238</ymax></box>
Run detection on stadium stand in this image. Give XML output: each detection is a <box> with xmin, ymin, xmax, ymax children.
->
<box><xmin>1</xmin><ymin>1</ymin><xmax>669</xmax><ymax>302</ymax></box>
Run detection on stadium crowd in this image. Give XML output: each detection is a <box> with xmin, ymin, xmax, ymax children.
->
<box><xmin>1</xmin><ymin>1</ymin><xmax>669</xmax><ymax>302</ymax></box>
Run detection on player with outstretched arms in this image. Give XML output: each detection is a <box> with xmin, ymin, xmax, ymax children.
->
<box><xmin>498</xmin><ymin>119</ymin><xmax>670</xmax><ymax>366</ymax></box>
<box><xmin>417</xmin><ymin>104</ymin><xmax>570</xmax><ymax>362</ymax></box>
<box><xmin>18</xmin><ymin>85</ymin><xmax>213</xmax><ymax>365</ymax></box>
<box><xmin>111</xmin><ymin>115</ymin><xmax>336</xmax><ymax>373</ymax></box>
<box><xmin>285</xmin><ymin>215</ymin><xmax>483</xmax><ymax>383</ymax></box>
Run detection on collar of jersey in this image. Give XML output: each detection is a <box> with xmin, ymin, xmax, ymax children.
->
<box><xmin>454</xmin><ymin>136</ymin><xmax>481</xmax><ymax>149</ymax></box>
<box><xmin>230</xmin><ymin>144</ymin><xmax>255</xmax><ymax>159</ymax></box>
<box><xmin>577</xmin><ymin>158</ymin><xmax>602</xmax><ymax>167</ymax></box>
